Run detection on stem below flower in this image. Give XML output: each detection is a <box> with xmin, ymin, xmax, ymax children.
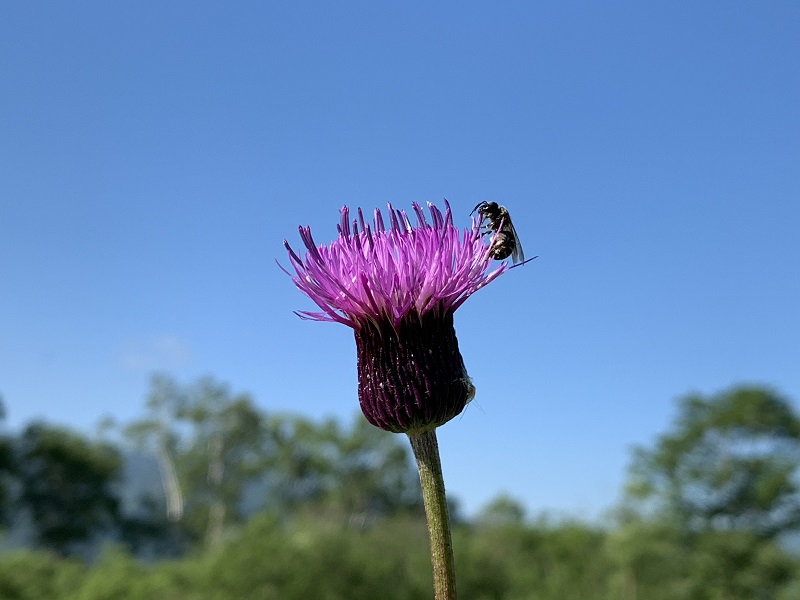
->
<box><xmin>408</xmin><ymin>428</ymin><xmax>457</xmax><ymax>600</ymax></box>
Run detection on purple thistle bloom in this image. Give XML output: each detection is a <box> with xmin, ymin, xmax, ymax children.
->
<box><xmin>282</xmin><ymin>200</ymin><xmax>508</xmax><ymax>433</ymax></box>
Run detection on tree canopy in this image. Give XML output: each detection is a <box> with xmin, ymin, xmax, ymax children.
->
<box><xmin>15</xmin><ymin>423</ymin><xmax>122</xmax><ymax>555</ymax></box>
<box><xmin>2</xmin><ymin>380</ymin><xmax>800</xmax><ymax>599</ymax></box>
<box><xmin>627</xmin><ymin>386</ymin><xmax>800</xmax><ymax>538</ymax></box>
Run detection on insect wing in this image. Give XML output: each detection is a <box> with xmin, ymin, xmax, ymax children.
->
<box><xmin>506</xmin><ymin>215</ymin><xmax>525</xmax><ymax>264</ymax></box>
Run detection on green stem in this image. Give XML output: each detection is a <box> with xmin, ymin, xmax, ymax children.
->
<box><xmin>408</xmin><ymin>428</ymin><xmax>457</xmax><ymax>600</ymax></box>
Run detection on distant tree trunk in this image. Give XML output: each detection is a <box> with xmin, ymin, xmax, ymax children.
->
<box><xmin>156</xmin><ymin>422</ymin><xmax>183</xmax><ymax>522</ymax></box>
<box><xmin>205</xmin><ymin>434</ymin><xmax>225</xmax><ymax>550</ymax></box>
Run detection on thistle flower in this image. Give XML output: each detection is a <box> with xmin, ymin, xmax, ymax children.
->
<box><xmin>283</xmin><ymin>200</ymin><xmax>522</xmax><ymax>600</ymax></box>
<box><xmin>282</xmin><ymin>200</ymin><xmax>507</xmax><ymax>434</ymax></box>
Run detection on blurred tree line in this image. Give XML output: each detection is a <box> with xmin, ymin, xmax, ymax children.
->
<box><xmin>0</xmin><ymin>379</ymin><xmax>799</xmax><ymax>599</ymax></box>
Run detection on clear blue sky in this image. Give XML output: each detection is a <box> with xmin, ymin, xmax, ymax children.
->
<box><xmin>2</xmin><ymin>2</ymin><xmax>799</xmax><ymax>519</ymax></box>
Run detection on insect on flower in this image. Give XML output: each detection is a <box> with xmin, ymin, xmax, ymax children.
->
<box><xmin>471</xmin><ymin>201</ymin><xmax>526</xmax><ymax>264</ymax></box>
<box><xmin>281</xmin><ymin>200</ymin><xmax>509</xmax><ymax>433</ymax></box>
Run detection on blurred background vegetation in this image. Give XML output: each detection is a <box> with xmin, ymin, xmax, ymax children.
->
<box><xmin>1</xmin><ymin>376</ymin><xmax>799</xmax><ymax>599</ymax></box>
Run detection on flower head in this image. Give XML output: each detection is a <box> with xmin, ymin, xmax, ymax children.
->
<box><xmin>282</xmin><ymin>200</ymin><xmax>508</xmax><ymax>433</ymax></box>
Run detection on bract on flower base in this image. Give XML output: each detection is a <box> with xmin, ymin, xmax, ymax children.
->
<box><xmin>282</xmin><ymin>201</ymin><xmax>505</xmax><ymax>433</ymax></box>
<box><xmin>356</xmin><ymin>310</ymin><xmax>475</xmax><ymax>433</ymax></box>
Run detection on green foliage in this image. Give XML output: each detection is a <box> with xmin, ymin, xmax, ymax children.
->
<box><xmin>627</xmin><ymin>386</ymin><xmax>800</xmax><ymax>538</ymax></box>
<box><xmin>607</xmin><ymin>520</ymin><xmax>693</xmax><ymax>599</ymax></box>
<box><xmin>608</xmin><ymin>520</ymin><xmax>798</xmax><ymax>600</ymax></box>
<box><xmin>619</xmin><ymin>384</ymin><xmax>800</xmax><ymax>599</ymax></box>
<box><xmin>475</xmin><ymin>493</ymin><xmax>526</xmax><ymax>528</ymax></box>
<box><xmin>201</xmin><ymin>513</ymin><xmax>431</xmax><ymax>600</ymax></box>
<box><xmin>263</xmin><ymin>412</ymin><xmax>423</xmax><ymax>520</ymax></box>
<box><xmin>175</xmin><ymin>377</ymin><xmax>269</xmax><ymax>549</ymax></box>
<box><xmin>123</xmin><ymin>375</ymin><xmax>423</xmax><ymax>552</ymax></box>
<box><xmin>0</xmin><ymin>393</ymin><xmax>11</xmax><ymax>527</ymax></box>
<box><xmin>509</xmin><ymin>521</ymin><xmax>611</xmax><ymax>600</ymax></box>
<box><xmin>303</xmin><ymin>416</ymin><xmax>424</xmax><ymax>521</ymax></box>
<box><xmin>15</xmin><ymin>423</ymin><xmax>123</xmax><ymax>555</ymax></box>
<box><xmin>0</xmin><ymin>551</ymin><xmax>83</xmax><ymax>600</ymax></box>
<box><xmin>2</xmin><ymin>381</ymin><xmax>800</xmax><ymax>599</ymax></box>
<box><xmin>0</xmin><ymin>509</ymin><xmax>798</xmax><ymax>600</ymax></box>
<box><xmin>63</xmin><ymin>547</ymin><xmax>196</xmax><ymax>600</ymax></box>
<box><xmin>690</xmin><ymin>531</ymin><xmax>795</xmax><ymax>600</ymax></box>
<box><xmin>0</xmin><ymin>432</ymin><xmax>13</xmax><ymax>527</ymax></box>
